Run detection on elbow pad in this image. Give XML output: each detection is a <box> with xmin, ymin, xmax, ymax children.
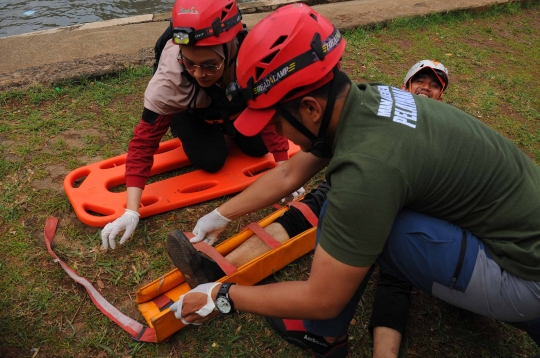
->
<box><xmin>141</xmin><ymin>107</ymin><xmax>160</xmax><ymax>125</ymax></box>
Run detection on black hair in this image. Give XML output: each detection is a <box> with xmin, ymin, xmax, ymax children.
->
<box><xmin>281</xmin><ymin>69</ymin><xmax>351</xmax><ymax>117</ymax></box>
<box><xmin>411</xmin><ymin>67</ymin><xmax>443</xmax><ymax>88</ymax></box>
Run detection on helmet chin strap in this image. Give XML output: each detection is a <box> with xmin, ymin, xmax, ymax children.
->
<box><xmin>275</xmin><ymin>66</ymin><xmax>339</xmax><ymax>158</ymax></box>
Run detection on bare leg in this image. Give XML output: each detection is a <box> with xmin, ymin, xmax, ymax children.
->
<box><xmin>167</xmin><ymin>222</ymin><xmax>294</xmax><ymax>287</ymax></box>
<box><xmin>224</xmin><ymin>182</ymin><xmax>330</xmax><ymax>268</ymax></box>
<box><xmin>368</xmin><ymin>266</ymin><xmax>413</xmax><ymax>358</ymax></box>
<box><xmin>168</xmin><ymin>182</ymin><xmax>329</xmax><ymax>287</ymax></box>
<box><xmin>225</xmin><ymin>223</ymin><xmax>290</xmax><ymax>267</ymax></box>
<box><xmin>373</xmin><ymin>327</ymin><xmax>401</xmax><ymax>358</ymax></box>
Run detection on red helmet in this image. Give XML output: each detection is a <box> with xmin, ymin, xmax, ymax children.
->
<box><xmin>171</xmin><ymin>0</ymin><xmax>243</xmax><ymax>46</ymax></box>
<box><xmin>233</xmin><ymin>3</ymin><xmax>346</xmax><ymax>136</ymax></box>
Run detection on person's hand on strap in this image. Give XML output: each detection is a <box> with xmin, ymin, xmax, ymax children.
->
<box><xmin>191</xmin><ymin>209</ymin><xmax>232</xmax><ymax>246</ymax></box>
<box><xmin>170</xmin><ymin>282</ymin><xmax>221</xmax><ymax>325</ymax></box>
<box><xmin>101</xmin><ymin>209</ymin><xmax>140</xmax><ymax>250</ymax></box>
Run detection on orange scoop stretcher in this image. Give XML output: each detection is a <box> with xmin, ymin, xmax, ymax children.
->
<box><xmin>44</xmin><ymin>200</ymin><xmax>318</xmax><ymax>343</ymax></box>
<box><xmin>63</xmin><ymin>138</ymin><xmax>300</xmax><ymax>227</ymax></box>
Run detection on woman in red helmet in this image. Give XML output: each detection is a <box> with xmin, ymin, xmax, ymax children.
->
<box><xmin>172</xmin><ymin>4</ymin><xmax>540</xmax><ymax>358</ymax></box>
<box><xmin>101</xmin><ymin>0</ymin><xmax>289</xmax><ymax>250</ymax></box>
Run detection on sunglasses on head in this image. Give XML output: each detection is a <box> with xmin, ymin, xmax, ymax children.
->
<box><xmin>177</xmin><ymin>53</ymin><xmax>224</xmax><ymax>75</ymax></box>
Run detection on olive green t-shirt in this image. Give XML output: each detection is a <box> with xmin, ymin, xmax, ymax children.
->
<box><xmin>320</xmin><ymin>83</ymin><xmax>540</xmax><ymax>281</ymax></box>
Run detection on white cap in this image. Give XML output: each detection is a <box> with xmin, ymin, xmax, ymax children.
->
<box><xmin>404</xmin><ymin>60</ymin><xmax>449</xmax><ymax>92</ymax></box>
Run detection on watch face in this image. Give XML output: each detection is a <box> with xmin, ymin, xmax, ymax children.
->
<box><xmin>216</xmin><ymin>297</ymin><xmax>232</xmax><ymax>314</ymax></box>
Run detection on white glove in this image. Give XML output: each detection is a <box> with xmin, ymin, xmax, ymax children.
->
<box><xmin>170</xmin><ymin>282</ymin><xmax>220</xmax><ymax>325</ymax></box>
<box><xmin>281</xmin><ymin>187</ymin><xmax>306</xmax><ymax>203</ymax></box>
<box><xmin>101</xmin><ymin>209</ymin><xmax>140</xmax><ymax>250</ymax></box>
<box><xmin>191</xmin><ymin>209</ymin><xmax>231</xmax><ymax>246</ymax></box>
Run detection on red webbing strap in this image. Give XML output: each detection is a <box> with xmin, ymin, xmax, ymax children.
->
<box><xmin>288</xmin><ymin>201</ymin><xmax>319</xmax><ymax>227</ymax></box>
<box><xmin>153</xmin><ymin>294</ymin><xmax>174</xmax><ymax>311</ymax></box>
<box><xmin>184</xmin><ymin>232</ymin><xmax>237</xmax><ymax>276</ymax></box>
<box><xmin>44</xmin><ymin>217</ymin><xmax>157</xmax><ymax>343</ymax></box>
<box><xmin>245</xmin><ymin>222</ymin><xmax>281</xmax><ymax>249</ymax></box>
<box><xmin>192</xmin><ymin>242</ymin><xmax>237</xmax><ymax>275</ymax></box>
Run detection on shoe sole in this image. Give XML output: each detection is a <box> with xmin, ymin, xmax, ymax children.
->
<box><xmin>166</xmin><ymin>230</ymin><xmax>209</xmax><ymax>289</ymax></box>
<box><xmin>267</xmin><ymin>318</ymin><xmax>349</xmax><ymax>358</ymax></box>
<box><xmin>267</xmin><ymin>318</ymin><xmax>328</xmax><ymax>358</ymax></box>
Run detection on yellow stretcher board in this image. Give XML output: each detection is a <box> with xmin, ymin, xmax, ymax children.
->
<box><xmin>136</xmin><ymin>205</ymin><xmax>317</xmax><ymax>342</ymax></box>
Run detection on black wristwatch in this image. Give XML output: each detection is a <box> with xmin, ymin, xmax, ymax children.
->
<box><xmin>215</xmin><ymin>282</ymin><xmax>236</xmax><ymax>314</ymax></box>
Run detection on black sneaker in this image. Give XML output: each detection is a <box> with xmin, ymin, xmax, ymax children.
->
<box><xmin>166</xmin><ymin>230</ymin><xmax>226</xmax><ymax>288</ymax></box>
<box><xmin>267</xmin><ymin>317</ymin><xmax>348</xmax><ymax>358</ymax></box>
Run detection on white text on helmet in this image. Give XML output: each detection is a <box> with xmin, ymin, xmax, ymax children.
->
<box><xmin>254</xmin><ymin>65</ymin><xmax>292</xmax><ymax>94</ymax></box>
<box><xmin>177</xmin><ymin>6</ymin><xmax>198</xmax><ymax>14</ymax></box>
<box><xmin>323</xmin><ymin>31</ymin><xmax>342</xmax><ymax>54</ymax></box>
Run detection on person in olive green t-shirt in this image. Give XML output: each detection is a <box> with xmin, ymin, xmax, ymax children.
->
<box><xmin>173</xmin><ymin>5</ymin><xmax>540</xmax><ymax>358</ymax></box>
<box><xmin>322</xmin><ymin>81</ymin><xmax>540</xmax><ymax>279</ymax></box>
<box><xmin>167</xmin><ymin>59</ymin><xmax>452</xmax><ymax>357</ymax></box>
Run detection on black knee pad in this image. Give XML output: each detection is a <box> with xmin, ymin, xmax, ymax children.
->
<box><xmin>274</xmin><ymin>181</ymin><xmax>331</xmax><ymax>237</ymax></box>
<box><xmin>368</xmin><ymin>267</ymin><xmax>414</xmax><ymax>337</ymax></box>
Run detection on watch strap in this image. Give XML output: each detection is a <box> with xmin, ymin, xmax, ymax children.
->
<box><xmin>216</xmin><ymin>282</ymin><xmax>236</xmax><ymax>313</ymax></box>
<box><xmin>218</xmin><ymin>282</ymin><xmax>233</xmax><ymax>296</ymax></box>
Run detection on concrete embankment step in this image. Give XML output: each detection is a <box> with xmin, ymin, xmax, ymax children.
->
<box><xmin>0</xmin><ymin>0</ymin><xmax>521</xmax><ymax>90</ymax></box>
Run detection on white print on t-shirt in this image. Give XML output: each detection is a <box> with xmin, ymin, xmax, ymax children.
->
<box><xmin>376</xmin><ymin>86</ymin><xmax>418</xmax><ymax>129</ymax></box>
<box><xmin>377</xmin><ymin>86</ymin><xmax>393</xmax><ymax>117</ymax></box>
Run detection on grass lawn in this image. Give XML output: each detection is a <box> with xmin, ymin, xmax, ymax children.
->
<box><xmin>1</xmin><ymin>2</ymin><xmax>539</xmax><ymax>357</ymax></box>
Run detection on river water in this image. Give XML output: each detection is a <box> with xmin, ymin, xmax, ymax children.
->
<box><xmin>0</xmin><ymin>0</ymin><xmax>246</xmax><ymax>38</ymax></box>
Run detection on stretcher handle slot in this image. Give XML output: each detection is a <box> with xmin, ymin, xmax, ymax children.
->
<box><xmin>243</xmin><ymin>162</ymin><xmax>274</xmax><ymax>177</ymax></box>
<box><xmin>99</xmin><ymin>157</ymin><xmax>126</xmax><ymax>169</ymax></box>
<box><xmin>179</xmin><ymin>181</ymin><xmax>218</xmax><ymax>194</ymax></box>
<box><xmin>68</xmin><ymin>168</ymin><xmax>91</xmax><ymax>188</ymax></box>
<box><xmin>73</xmin><ymin>176</ymin><xmax>87</xmax><ymax>188</ymax></box>
<box><xmin>155</xmin><ymin>138</ymin><xmax>182</xmax><ymax>154</ymax></box>
<box><xmin>137</xmin><ymin>196</ymin><xmax>160</xmax><ymax>208</ymax></box>
<box><xmin>83</xmin><ymin>203</ymin><xmax>115</xmax><ymax>217</ymax></box>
